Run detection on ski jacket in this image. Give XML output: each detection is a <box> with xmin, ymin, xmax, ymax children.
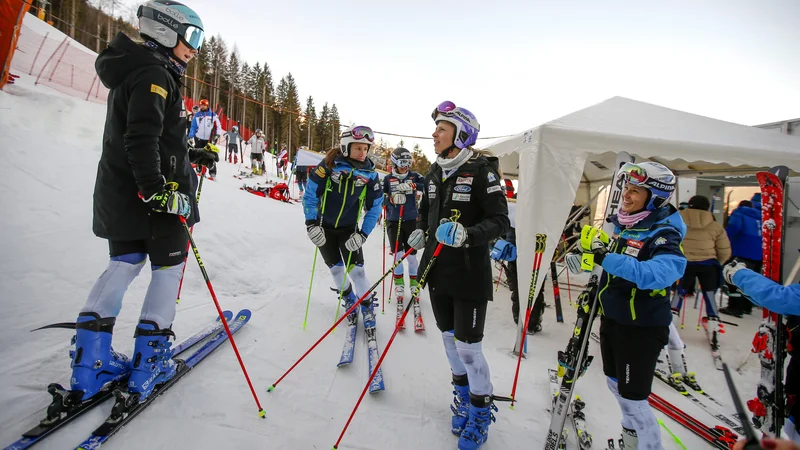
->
<box><xmin>732</xmin><ymin>269</ymin><xmax>800</xmax><ymax>316</ymax></box>
<box><xmin>383</xmin><ymin>172</ymin><xmax>425</xmax><ymax>222</ymax></box>
<box><xmin>248</xmin><ymin>136</ymin><xmax>265</xmax><ymax>154</ymax></box>
<box><xmin>679</xmin><ymin>208</ymin><xmax>731</xmax><ymax>263</ymax></box>
<box><xmin>417</xmin><ymin>154</ymin><xmax>510</xmax><ymax>301</ymax></box>
<box><xmin>598</xmin><ymin>205</ymin><xmax>687</xmax><ymax>327</ymax></box>
<box><xmin>188</xmin><ymin>109</ymin><xmax>222</xmax><ymax>141</ymax></box>
<box><xmin>224</xmin><ymin>130</ymin><xmax>242</xmax><ymax>147</ymax></box>
<box><xmin>303</xmin><ymin>156</ymin><xmax>383</xmax><ymax>236</ymax></box>
<box><xmin>93</xmin><ymin>32</ymin><xmax>199</xmax><ymax>241</ymax></box>
<box><xmin>726</xmin><ymin>205</ymin><xmax>762</xmax><ymax>261</ymax></box>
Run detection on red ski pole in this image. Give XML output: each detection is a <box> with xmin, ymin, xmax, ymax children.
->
<box><xmin>510</xmin><ymin>234</ymin><xmax>547</xmax><ymax>408</ymax></box>
<box><xmin>179</xmin><ymin>216</ymin><xmax>265</xmax><ymax>418</ymax></box>
<box><xmin>268</xmin><ymin>247</ymin><xmax>415</xmax><ymax>392</ymax></box>
<box><xmin>388</xmin><ymin>205</ymin><xmax>405</xmax><ymax>304</ymax></box>
<box><xmin>382</xmin><ymin>206</ymin><xmax>386</xmax><ymax>312</ymax></box>
<box><xmin>332</xmin><ymin>244</ymin><xmax>443</xmax><ymax>449</ymax></box>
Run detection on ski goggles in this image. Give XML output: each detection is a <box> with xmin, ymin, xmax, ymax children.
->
<box><xmin>342</xmin><ymin>126</ymin><xmax>375</xmax><ymax>143</ymax></box>
<box><xmin>180</xmin><ymin>25</ymin><xmax>205</xmax><ymax>51</ymax></box>
<box><xmin>431</xmin><ymin>100</ymin><xmax>457</xmax><ymax>120</ymax></box>
<box><xmin>618</xmin><ymin>163</ymin><xmax>648</xmax><ymax>185</ymax></box>
<box><xmin>391</xmin><ymin>156</ymin><xmax>412</xmax><ymax>168</ymax></box>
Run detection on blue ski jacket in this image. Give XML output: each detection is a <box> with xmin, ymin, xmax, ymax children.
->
<box><xmin>303</xmin><ymin>156</ymin><xmax>383</xmax><ymax>236</ymax></box>
<box><xmin>383</xmin><ymin>172</ymin><xmax>424</xmax><ymax>222</ymax></box>
<box><xmin>732</xmin><ymin>269</ymin><xmax>800</xmax><ymax>316</ymax></box>
<box><xmin>598</xmin><ymin>205</ymin><xmax>688</xmax><ymax>327</ymax></box>
<box><xmin>726</xmin><ymin>205</ymin><xmax>762</xmax><ymax>261</ymax></box>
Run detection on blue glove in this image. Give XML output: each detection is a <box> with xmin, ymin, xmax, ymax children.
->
<box><xmin>435</xmin><ymin>222</ymin><xmax>467</xmax><ymax>247</ymax></box>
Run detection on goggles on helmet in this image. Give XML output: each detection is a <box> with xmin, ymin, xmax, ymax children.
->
<box><xmin>431</xmin><ymin>100</ymin><xmax>457</xmax><ymax>120</ymax></box>
<box><xmin>392</xmin><ymin>156</ymin><xmax>412</xmax><ymax>168</ymax></box>
<box><xmin>342</xmin><ymin>125</ymin><xmax>375</xmax><ymax>143</ymax></box>
<box><xmin>618</xmin><ymin>163</ymin><xmax>649</xmax><ymax>185</ymax></box>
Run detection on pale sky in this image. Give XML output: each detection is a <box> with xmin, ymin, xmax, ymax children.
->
<box><xmin>125</xmin><ymin>0</ymin><xmax>799</xmax><ymax>158</ymax></box>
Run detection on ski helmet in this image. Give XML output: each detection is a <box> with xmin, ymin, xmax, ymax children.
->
<box><xmin>255</xmin><ymin>128</ymin><xmax>262</xmax><ymax>135</ymax></box>
<box><xmin>391</xmin><ymin>147</ymin><xmax>413</xmax><ymax>177</ymax></box>
<box><xmin>340</xmin><ymin>125</ymin><xmax>375</xmax><ymax>157</ymax></box>
<box><xmin>232</xmin><ymin>125</ymin><xmax>238</xmax><ymax>132</ymax></box>
<box><xmin>137</xmin><ymin>1</ymin><xmax>205</xmax><ymax>51</ymax></box>
<box><xmin>431</xmin><ymin>101</ymin><xmax>480</xmax><ymax>153</ymax></box>
<box><xmin>199</xmin><ymin>99</ymin><xmax>209</xmax><ymax>107</ymax></box>
<box><xmin>618</xmin><ymin>161</ymin><xmax>676</xmax><ymax>211</ymax></box>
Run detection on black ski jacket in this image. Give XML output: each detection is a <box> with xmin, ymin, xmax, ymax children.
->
<box><xmin>93</xmin><ymin>33</ymin><xmax>199</xmax><ymax>241</ymax></box>
<box><xmin>417</xmin><ymin>154</ymin><xmax>510</xmax><ymax>301</ymax></box>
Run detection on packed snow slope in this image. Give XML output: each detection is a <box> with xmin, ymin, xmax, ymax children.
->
<box><xmin>0</xmin><ymin>76</ymin><xmax>765</xmax><ymax>449</ymax></box>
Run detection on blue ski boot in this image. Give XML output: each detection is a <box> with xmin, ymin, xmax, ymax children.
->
<box><xmin>458</xmin><ymin>393</ymin><xmax>497</xmax><ymax>450</ymax></box>
<box><xmin>343</xmin><ymin>288</ymin><xmax>359</xmax><ymax>325</ymax></box>
<box><xmin>70</xmin><ymin>313</ymin><xmax>130</xmax><ymax>400</ymax></box>
<box><xmin>361</xmin><ymin>292</ymin><xmax>377</xmax><ymax>328</ymax></box>
<box><xmin>450</xmin><ymin>373</ymin><xmax>470</xmax><ymax>435</ymax></box>
<box><xmin>127</xmin><ymin>321</ymin><xmax>177</xmax><ymax>403</ymax></box>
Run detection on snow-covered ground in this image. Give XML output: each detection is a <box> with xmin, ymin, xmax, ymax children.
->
<box><xmin>0</xmin><ymin>75</ymin><xmax>765</xmax><ymax>450</ymax></box>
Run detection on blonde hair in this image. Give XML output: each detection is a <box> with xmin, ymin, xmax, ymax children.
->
<box><xmin>323</xmin><ymin>147</ymin><xmax>341</xmax><ymax>169</ymax></box>
<box><xmin>467</xmin><ymin>147</ymin><xmax>504</xmax><ymax>179</ymax></box>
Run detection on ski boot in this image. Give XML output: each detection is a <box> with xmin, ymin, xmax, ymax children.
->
<box><xmin>450</xmin><ymin>374</ymin><xmax>470</xmax><ymax>435</ymax></box>
<box><xmin>458</xmin><ymin>393</ymin><xmax>497</xmax><ymax>450</ymax></box>
<box><xmin>619</xmin><ymin>427</ymin><xmax>637</xmax><ymax>449</ymax></box>
<box><xmin>394</xmin><ymin>281</ymin><xmax>405</xmax><ymax>303</ymax></box>
<box><xmin>361</xmin><ymin>292</ymin><xmax>378</xmax><ymax>328</ymax></box>
<box><xmin>409</xmin><ymin>277</ymin><xmax>420</xmax><ymax>299</ymax></box>
<box><xmin>69</xmin><ymin>313</ymin><xmax>130</xmax><ymax>401</ymax></box>
<box><xmin>681</xmin><ymin>372</ymin><xmax>703</xmax><ymax>391</ymax></box>
<box><xmin>342</xmin><ymin>287</ymin><xmax>359</xmax><ymax>325</ymax></box>
<box><xmin>126</xmin><ymin>321</ymin><xmax>177</xmax><ymax>404</ymax></box>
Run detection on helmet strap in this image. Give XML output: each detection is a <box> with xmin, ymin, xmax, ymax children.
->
<box><xmin>440</xmin><ymin>143</ymin><xmax>458</xmax><ymax>159</ymax></box>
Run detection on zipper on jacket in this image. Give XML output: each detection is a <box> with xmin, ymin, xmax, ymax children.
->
<box><xmin>334</xmin><ymin>176</ymin><xmax>350</xmax><ymax>228</ymax></box>
<box><xmin>629</xmin><ymin>288</ymin><xmax>637</xmax><ymax>321</ymax></box>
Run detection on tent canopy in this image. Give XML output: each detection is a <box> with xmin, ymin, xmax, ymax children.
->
<box><xmin>486</xmin><ymin>96</ymin><xmax>800</xmax><ymax>311</ymax></box>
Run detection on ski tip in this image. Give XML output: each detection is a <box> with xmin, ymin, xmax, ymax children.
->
<box><xmin>267</xmin><ymin>385</ymin><xmax>276</xmax><ymax>392</ymax></box>
<box><xmin>258</xmin><ymin>408</ymin><xmax>266</xmax><ymax>418</ymax></box>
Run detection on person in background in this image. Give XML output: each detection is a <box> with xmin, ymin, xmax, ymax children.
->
<box><xmin>720</xmin><ymin>198</ymin><xmax>762</xmax><ymax>317</ymax></box>
<box><xmin>224</xmin><ymin>125</ymin><xmax>243</xmax><ymax>164</ymax></box>
<box><xmin>294</xmin><ymin>165</ymin><xmax>309</xmax><ymax>199</ymax></box>
<box><xmin>247</xmin><ymin>129</ymin><xmax>266</xmax><ymax>175</ymax></box>
<box><xmin>672</xmin><ymin>195</ymin><xmax>731</xmax><ymax>326</ymax></box>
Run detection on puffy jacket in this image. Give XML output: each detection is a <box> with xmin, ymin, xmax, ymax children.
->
<box><xmin>303</xmin><ymin>157</ymin><xmax>383</xmax><ymax>236</ymax></box>
<box><xmin>383</xmin><ymin>172</ymin><xmax>425</xmax><ymax>222</ymax></box>
<box><xmin>679</xmin><ymin>208</ymin><xmax>731</xmax><ymax>263</ymax></box>
<box><xmin>417</xmin><ymin>154</ymin><xmax>510</xmax><ymax>301</ymax></box>
<box><xmin>92</xmin><ymin>32</ymin><xmax>198</xmax><ymax>241</ymax></box>
<box><xmin>188</xmin><ymin>109</ymin><xmax>222</xmax><ymax>141</ymax></box>
<box><xmin>726</xmin><ymin>205</ymin><xmax>762</xmax><ymax>261</ymax></box>
<box><xmin>598</xmin><ymin>205</ymin><xmax>687</xmax><ymax>327</ymax></box>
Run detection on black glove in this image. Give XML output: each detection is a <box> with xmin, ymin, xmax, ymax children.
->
<box><xmin>141</xmin><ymin>183</ymin><xmax>191</xmax><ymax>219</ymax></box>
<box><xmin>189</xmin><ymin>149</ymin><xmax>219</xmax><ymax>167</ymax></box>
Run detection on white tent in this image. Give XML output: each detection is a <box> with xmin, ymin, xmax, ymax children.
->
<box><xmin>485</xmin><ymin>96</ymin><xmax>800</xmax><ymax>315</ymax></box>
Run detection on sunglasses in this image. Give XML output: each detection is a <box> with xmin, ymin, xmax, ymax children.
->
<box><xmin>343</xmin><ymin>125</ymin><xmax>375</xmax><ymax>143</ymax></box>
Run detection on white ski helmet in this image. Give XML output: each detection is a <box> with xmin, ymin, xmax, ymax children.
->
<box><xmin>137</xmin><ymin>1</ymin><xmax>205</xmax><ymax>50</ymax></box>
<box><xmin>340</xmin><ymin>125</ymin><xmax>375</xmax><ymax>157</ymax></box>
<box><xmin>618</xmin><ymin>161</ymin><xmax>676</xmax><ymax>211</ymax></box>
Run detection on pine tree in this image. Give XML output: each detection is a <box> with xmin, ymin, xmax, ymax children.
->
<box><xmin>412</xmin><ymin>143</ymin><xmax>432</xmax><ymax>174</ymax></box>
<box><xmin>330</xmin><ymin>104</ymin><xmax>341</xmax><ymax>148</ymax></box>
<box><xmin>301</xmin><ymin>96</ymin><xmax>317</xmax><ymax>149</ymax></box>
<box><xmin>316</xmin><ymin>102</ymin><xmax>331</xmax><ymax>152</ymax></box>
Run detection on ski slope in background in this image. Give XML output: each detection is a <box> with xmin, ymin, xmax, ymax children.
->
<box><xmin>0</xmin><ymin>75</ymin><xmax>765</xmax><ymax>449</ymax></box>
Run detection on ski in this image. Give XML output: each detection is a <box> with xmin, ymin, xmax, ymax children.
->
<box><xmin>648</xmin><ymin>392</ymin><xmax>738</xmax><ymax>450</ymax></box>
<box><xmin>543</xmin><ymin>151</ymin><xmax>633</xmax><ymax>450</ymax></box>
<box><xmin>653</xmin><ymin>367</ymin><xmax>745</xmax><ymax>435</ymax></box>
<box><xmin>2</xmin><ymin>311</ymin><xmax>233</xmax><ymax>450</ymax></box>
<box><xmin>73</xmin><ymin>310</ymin><xmax>252</xmax><ymax>450</ymax></box>
<box><xmin>412</xmin><ymin>298</ymin><xmax>424</xmax><ymax>332</ymax></box>
<box><xmin>337</xmin><ymin>304</ymin><xmax>358</xmax><ymax>367</ymax></box>
<box><xmin>551</xmin><ymin>262</ymin><xmax>564</xmax><ymax>323</ymax></box>
<box><xmin>571</xmin><ymin>396</ymin><xmax>593</xmax><ymax>450</ymax></box>
<box><xmin>748</xmin><ymin>165</ymin><xmax>790</xmax><ymax>436</ymax></box>
<box><xmin>362</xmin><ymin>295</ymin><xmax>385</xmax><ymax>394</ymax></box>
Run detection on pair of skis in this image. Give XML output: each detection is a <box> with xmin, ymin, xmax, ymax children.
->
<box><xmin>547</xmin><ymin>368</ymin><xmax>593</xmax><ymax>450</ymax></box>
<box><xmin>4</xmin><ymin>310</ymin><xmax>251</xmax><ymax>450</ymax></box>
<box><xmin>337</xmin><ymin>294</ymin><xmax>385</xmax><ymax>394</ymax></box>
<box><xmin>396</xmin><ymin>293</ymin><xmax>425</xmax><ymax>332</ymax></box>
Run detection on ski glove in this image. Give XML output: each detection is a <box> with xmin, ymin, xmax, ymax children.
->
<box><xmin>345</xmin><ymin>231</ymin><xmax>368</xmax><ymax>252</ymax></box>
<box><xmin>142</xmin><ymin>185</ymin><xmax>191</xmax><ymax>219</ymax></box>
<box><xmin>579</xmin><ymin>225</ymin><xmax>610</xmax><ymax>265</ymax></box>
<box><xmin>395</xmin><ymin>182</ymin><xmax>415</xmax><ymax>194</ymax></box>
<box><xmin>435</xmin><ymin>222</ymin><xmax>467</xmax><ymax>248</ymax></box>
<box><xmin>723</xmin><ymin>259</ymin><xmax>748</xmax><ymax>285</ymax></box>
<box><xmin>408</xmin><ymin>229</ymin><xmax>426</xmax><ymax>250</ymax></box>
<box><xmin>391</xmin><ymin>192</ymin><xmax>407</xmax><ymax>205</ymax></box>
<box><xmin>306</xmin><ymin>223</ymin><xmax>326</xmax><ymax>247</ymax></box>
<box><xmin>565</xmin><ymin>253</ymin><xmax>585</xmax><ymax>274</ymax></box>
<box><xmin>188</xmin><ymin>137</ymin><xmax>195</xmax><ymax>148</ymax></box>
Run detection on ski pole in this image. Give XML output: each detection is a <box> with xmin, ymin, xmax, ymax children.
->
<box><xmin>332</xmin><ymin>243</ymin><xmax>443</xmax><ymax>450</ymax></box>
<box><xmin>696</xmin><ymin>290</ymin><xmax>704</xmax><ymax>331</ymax></box>
<box><xmin>179</xmin><ymin>216</ymin><xmax>265</xmax><ymax>418</ymax></box>
<box><xmin>721</xmin><ymin>363</ymin><xmax>762</xmax><ymax>450</ymax></box>
<box><xmin>562</xmin><ymin>235</ymin><xmax>573</xmax><ymax>307</ymax></box>
<box><xmin>495</xmin><ymin>264</ymin><xmax>504</xmax><ymax>292</ymax></box>
<box><xmin>389</xmin><ymin>205</ymin><xmax>405</xmax><ymax>303</ymax></box>
<box><xmin>268</xmin><ymin>247</ymin><xmax>416</xmax><ymax>392</ymax></box>
<box><xmin>177</xmin><ymin>165</ymin><xmax>206</xmax><ymax>304</ymax></box>
<box><xmin>302</xmin><ymin>186</ymin><xmax>329</xmax><ymax>329</ymax></box>
<box><xmin>510</xmin><ymin>233</ymin><xmax>547</xmax><ymax>409</ymax></box>
<box><xmin>382</xmin><ymin>206</ymin><xmax>387</xmax><ymax>312</ymax></box>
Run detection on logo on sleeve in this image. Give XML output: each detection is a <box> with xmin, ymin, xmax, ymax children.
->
<box><xmin>315</xmin><ymin>166</ymin><xmax>327</xmax><ymax>178</ymax></box>
<box><xmin>150</xmin><ymin>84</ymin><xmax>167</xmax><ymax>99</ymax></box>
<box><xmin>429</xmin><ymin>183</ymin><xmax>436</xmax><ymax>193</ymax></box>
<box><xmin>486</xmin><ymin>185</ymin><xmax>502</xmax><ymax>194</ymax></box>
<box><xmin>487</xmin><ymin>172</ymin><xmax>496</xmax><ymax>182</ymax></box>
<box><xmin>654</xmin><ymin>237</ymin><xmax>667</xmax><ymax>246</ymax></box>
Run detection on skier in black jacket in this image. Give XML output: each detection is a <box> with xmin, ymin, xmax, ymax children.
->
<box><xmin>408</xmin><ymin>101</ymin><xmax>509</xmax><ymax>450</ymax></box>
<box><xmin>68</xmin><ymin>1</ymin><xmax>215</xmax><ymax>407</ymax></box>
